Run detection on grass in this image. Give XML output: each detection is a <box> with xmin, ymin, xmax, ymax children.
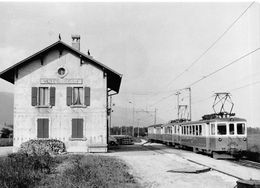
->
<box><xmin>0</xmin><ymin>138</ymin><xmax>13</xmax><ymax>147</ymax></box>
<box><xmin>246</xmin><ymin>133</ymin><xmax>260</xmax><ymax>162</ymax></box>
<box><xmin>39</xmin><ymin>154</ymin><xmax>137</xmax><ymax>188</ymax></box>
<box><xmin>0</xmin><ymin>153</ymin><xmax>138</xmax><ymax>188</ymax></box>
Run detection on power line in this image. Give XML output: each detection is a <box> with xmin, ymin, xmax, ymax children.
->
<box><xmin>188</xmin><ymin>47</ymin><xmax>260</xmax><ymax>87</ymax></box>
<box><xmin>151</xmin><ymin>47</ymin><xmax>260</xmax><ymax>106</ymax></box>
<box><xmin>163</xmin><ymin>1</ymin><xmax>255</xmax><ymax>89</ymax></box>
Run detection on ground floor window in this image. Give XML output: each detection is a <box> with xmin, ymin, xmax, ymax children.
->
<box><xmin>37</xmin><ymin>118</ymin><xmax>49</xmax><ymax>138</ymax></box>
<box><xmin>72</xmin><ymin>119</ymin><xmax>84</xmax><ymax>138</ymax></box>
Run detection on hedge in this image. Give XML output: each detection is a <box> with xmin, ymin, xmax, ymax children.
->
<box><xmin>19</xmin><ymin>139</ymin><xmax>65</xmax><ymax>155</ymax></box>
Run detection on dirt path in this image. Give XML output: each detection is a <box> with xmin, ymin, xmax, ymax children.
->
<box><xmin>106</xmin><ymin>143</ymin><xmax>241</xmax><ymax>188</ymax></box>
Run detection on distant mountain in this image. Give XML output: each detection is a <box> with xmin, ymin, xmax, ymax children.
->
<box><xmin>0</xmin><ymin>92</ymin><xmax>13</xmax><ymax>128</ymax></box>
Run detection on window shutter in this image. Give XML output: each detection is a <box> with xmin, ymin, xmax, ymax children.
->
<box><xmin>50</xmin><ymin>87</ymin><xmax>55</xmax><ymax>106</ymax></box>
<box><xmin>32</xmin><ymin>87</ymin><xmax>38</xmax><ymax>106</ymax></box>
<box><xmin>67</xmin><ymin>87</ymin><xmax>72</xmax><ymax>106</ymax></box>
<box><xmin>43</xmin><ymin>119</ymin><xmax>49</xmax><ymax>138</ymax></box>
<box><xmin>84</xmin><ymin>87</ymin><xmax>90</xmax><ymax>106</ymax></box>
<box><xmin>37</xmin><ymin>119</ymin><xmax>43</xmax><ymax>138</ymax></box>
<box><xmin>77</xmin><ymin>119</ymin><xmax>83</xmax><ymax>138</ymax></box>
<box><xmin>72</xmin><ymin>119</ymin><xmax>77</xmax><ymax>138</ymax></box>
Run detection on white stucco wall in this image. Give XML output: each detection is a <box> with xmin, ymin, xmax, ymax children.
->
<box><xmin>13</xmin><ymin>49</ymin><xmax>108</xmax><ymax>152</ymax></box>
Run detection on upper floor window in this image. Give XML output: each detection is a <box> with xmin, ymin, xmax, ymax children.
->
<box><xmin>32</xmin><ymin>87</ymin><xmax>55</xmax><ymax>107</ymax></box>
<box><xmin>67</xmin><ymin>87</ymin><xmax>90</xmax><ymax>107</ymax></box>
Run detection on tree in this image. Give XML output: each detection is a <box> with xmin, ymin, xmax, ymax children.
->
<box><xmin>0</xmin><ymin>128</ymin><xmax>13</xmax><ymax>138</ymax></box>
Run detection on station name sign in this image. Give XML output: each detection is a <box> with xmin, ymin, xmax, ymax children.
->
<box><xmin>40</xmin><ymin>78</ymin><xmax>83</xmax><ymax>84</ymax></box>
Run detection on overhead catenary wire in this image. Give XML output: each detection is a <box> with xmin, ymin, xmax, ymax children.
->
<box><xmin>151</xmin><ymin>47</ymin><xmax>260</xmax><ymax>106</ymax></box>
<box><xmin>162</xmin><ymin>1</ymin><xmax>255</xmax><ymax>90</ymax></box>
<box><xmin>188</xmin><ymin>47</ymin><xmax>260</xmax><ymax>87</ymax></box>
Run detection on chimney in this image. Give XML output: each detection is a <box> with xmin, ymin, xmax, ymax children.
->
<box><xmin>71</xmin><ymin>34</ymin><xmax>80</xmax><ymax>51</ymax></box>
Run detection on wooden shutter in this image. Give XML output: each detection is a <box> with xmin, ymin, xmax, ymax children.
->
<box><xmin>67</xmin><ymin>87</ymin><xmax>72</xmax><ymax>106</ymax></box>
<box><xmin>77</xmin><ymin>119</ymin><xmax>83</xmax><ymax>138</ymax></box>
<box><xmin>72</xmin><ymin>119</ymin><xmax>83</xmax><ymax>138</ymax></box>
<box><xmin>43</xmin><ymin>119</ymin><xmax>49</xmax><ymax>138</ymax></box>
<box><xmin>37</xmin><ymin>119</ymin><xmax>49</xmax><ymax>138</ymax></box>
<box><xmin>50</xmin><ymin>87</ymin><xmax>55</xmax><ymax>106</ymax></box>
<box><xmin>32</xmin><ymin>87</ymin><xmax>38</xmax><ymax>106</ymax></box>
<box><xmin>84</xmin><ymin>87</ymin><xmax>90</xmax><ymax>106</ymax></box>
<box><xmin>37</xmin><ymin>119</ymin><xmax>43</xmax><ymax>138</ymax></box>
<box><xmin>72</xmin><ymin>119</ymin><xmax>77</xmax><ymax>138</ymax></box>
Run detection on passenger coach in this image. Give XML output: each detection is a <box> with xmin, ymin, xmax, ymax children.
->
<box><xmin>148</xmin><ymin>117</ymin><xmax>247</xmax><ymax>157</ymax></box>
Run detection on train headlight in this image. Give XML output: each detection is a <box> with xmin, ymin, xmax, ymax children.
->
<box><xmin>218</xmin><ymin>138</ymin><xmax>222</xmax><ymax>142</ymax></box>
<box><xmin>243</xmin><ymin>137</ymin><xmax>247</xmax><ymax>141</ymax></box>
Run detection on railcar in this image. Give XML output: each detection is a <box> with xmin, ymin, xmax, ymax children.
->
<box><xmin>148</xmin><ymin>117</ymin><xmax>247</xmax><ymax>157</ymax></box>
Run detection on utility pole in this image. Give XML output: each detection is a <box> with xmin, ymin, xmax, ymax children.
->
<box><xmin>154</xmin><ymin>108</ymin><xmax>157</xmax><ymax>124</ymax></box>
<box><xmin>176</xmin><ymin>91</ymin><xmax>181</xmax><ymax>119</ymax></box>
<box><xmin>129</xmin><ymin>101</ymin><xmax>135</xmax><ymax>137</ymax></box>
<box><xmin>188</xmin><ymin>87</ymin><xmax>192</xmax><ymax>121</ymax></box>
<box><xmin>109</xmin><ymin>95</ymin><xmax>112</xmax><ymax>136</ymax></box>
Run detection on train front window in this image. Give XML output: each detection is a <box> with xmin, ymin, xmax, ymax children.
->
<box><xmin>217</xmin><ymin>123</ymin><xmax>227</xmax><ymax>135</ymax></box>
<box><xmin>237</xmin><ymin>123</ymin><xmax>245</xmax><ymax>135</ymax></box>
<box><xmin>229</xmin><ymin>124</ymin><xmax>234</xmax><ymax>135</ymax></box>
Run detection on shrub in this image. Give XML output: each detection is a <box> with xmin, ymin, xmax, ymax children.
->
<box><xmin>0</xmin><ymin>152</ymin><xmax>58</xmax><ymax>187</ymax></box>
<box><xmin>19</xmin><ymin>139</ymin><xmax>65</xmax><ymax>156</ymax></box>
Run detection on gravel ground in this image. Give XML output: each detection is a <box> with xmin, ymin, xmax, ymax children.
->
<box><xmin>106</xmin><ymin>142</ymin><xmax>258</xmax><ymax>188</ymax></box>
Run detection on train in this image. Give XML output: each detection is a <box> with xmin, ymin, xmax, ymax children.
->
<box><xmin>147</xmin><ymin>113</ymin><xmax>247</xmax><ymax>158</ymax></box>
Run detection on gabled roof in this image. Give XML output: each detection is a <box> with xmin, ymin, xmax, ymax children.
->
<box><xmin>0</xmin><ymin>40</ymin><xmax>122</xmax><ymax>93</ymax></box>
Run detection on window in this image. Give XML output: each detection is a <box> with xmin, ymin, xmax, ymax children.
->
<box><xmin>189</xmin><ymin>126</ymin><xmax>192</xmax><ymax>135</ymax></box>
<box><xmin>217</xmin><ymin>123</ymin><xmax>227</xmax><ymax>135</ymax></box>
<box><xmin>237</xmin><ymin>123</ymin><xmax>245</xmax><ymax>135</ymax></box>
<box><xmin>37</xmin><ymin>119</ymin><xmax>49</xmax><ymax>138</ymax></box>
<box><xmin>39</xmin><ymin>87</ymin><xmax>49</xmax><ymax>106</ymax></box>
<box><xmin>67</xmin><ymin>87</ymin><xmax>90</xmax><ymax>107</ymax></box>
<box><xmin>32</xmin><ymin>87</ymin><xmax>55</xmax><ymax>107</ymax></box>
<box><xmin>198</xmin><ymin>125</ymin><xmax>202</xmax><ymax>135</ymax></box>
<box><xmin>211</xmin><ymin>124</ymin><xmax>215</xmax><ymax>135</ymax></box>
<box><xmin>192</xmin><ymin>125</ymin><xmax>195</xmax><ymax>135</ymax></box>
<box><xmin>72</xmin><ymin>119</ymin><xmax>83</xmax><ymax>138</ymax></box>
<box><xmin>73</xmin><ymin>87</ymin><xmax>84</xmax><ymax>105</ymax></box>
<box><xmin>229</xmin><ymin>124</ymin><xmax>234</xmax><ymax>135</ymax></box>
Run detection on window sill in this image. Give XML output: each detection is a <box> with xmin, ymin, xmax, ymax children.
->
<box><xmin>35</xmin><ymin>105</ymin><xmax>52</xmax><ymax>108</ymax></box>
<box><xmin>69</xmin><ymin>137</ymin><xmax>87</xmax><ymax>141</ymax></box>
<box><xmin>70</xmin><ymin>105</ymin><xmax>87</xmax><ymax>108</ymax></box>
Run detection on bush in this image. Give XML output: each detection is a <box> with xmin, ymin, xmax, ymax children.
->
<box><xmin>0</xmin><ymin>152</ymin><xmax>57</xmax><ymax>187</ymax></box>
<box><xmin>19</xmin><ymin>139</ymin><xmax>65</xmax><ymax>156</ymax></box>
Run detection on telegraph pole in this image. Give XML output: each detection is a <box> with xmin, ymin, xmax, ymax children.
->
<box><xmin>154</xmin><ymin>108</ymin><xmax>157</xmax><ymax>124</ymax></box>
<box><xmin>176</xmin><ymin>91</ymin><xmax>181</xmax><ymax>119</ymax></box>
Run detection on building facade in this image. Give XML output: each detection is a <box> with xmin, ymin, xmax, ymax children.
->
<box><xmin>0</xmin><ymin>36</ymin><xmax>122</xmax><ymax>152</ymax></box>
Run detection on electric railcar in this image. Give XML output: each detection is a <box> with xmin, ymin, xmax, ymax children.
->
<box><xmin>148</xmin><ymin>117</ymin><xmax>247</xmax><ymax>157</ymax></box>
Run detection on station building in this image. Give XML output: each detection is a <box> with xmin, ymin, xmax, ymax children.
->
<box><xmin>0</xmin><ymin>35</ymin><xmax>122</xmax><ymax>152</ymax></box>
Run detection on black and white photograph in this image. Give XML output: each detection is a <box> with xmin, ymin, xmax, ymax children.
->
<box><xmin>0</xmin><ymin>1</ymin><xmax>259</xmax><ymax>187</ymax></box>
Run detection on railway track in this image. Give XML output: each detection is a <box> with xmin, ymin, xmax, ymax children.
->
<box><xmin>142</xmin><ymin>143</ymin><xmax>260</xmax><ymax>180</ymax></box>
<box><xmin>235</xmin><ymin>159</ymin><xmax>260</xmax><ymax>170</ymax></box>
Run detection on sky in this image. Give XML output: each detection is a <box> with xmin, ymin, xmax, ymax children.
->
<box><xmin>0</xmin><ymin>2</ymin><xmax>260</xmax><ymax>127</ymax></box>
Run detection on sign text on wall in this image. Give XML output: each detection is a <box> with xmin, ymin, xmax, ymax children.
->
<box><xmin>40</xmin><ymin>78</ymin><xmax>83</xmax><ymax>84</ymax></box>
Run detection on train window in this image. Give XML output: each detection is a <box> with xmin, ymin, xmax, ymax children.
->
<box><xmin>184</xmin><ymin>126</ymin><xmax>187</xmax><ymax>135</ymax></box>
<box><xmin>229</xmin><ymin>124</ymin><xmax>234</xmax><ymax>135</ymax></box>
<box><xmin>196</xmin><ymin>125</ymin><xmax>198</xmax><ymax>135</ymax></box>
<box><xmin>199</xmin><ymin>125</ymin><xmax>202</xmax><ymax>135</ymax></box>
<box><xmin>192</xmin><ymin>125</ymin><xmax>195</xmax><ymax>135</ymax></box>
<box><xmin>189</xmin><ymin>126</ymin><xmax>192</xmax><ymax>135</ymax></box>
<box><xmin>187</xmin><ymin>126</ymin><xmax>190</xmax><ymax>135</ymax></box>
<box><xmin>217</xmin><ymin>123</ymin><xmax>227</xmax><ymax>135</ymax></box>
<box><xmin>211</xmin><ymin>124</ymin><xmax>215</xmax><ymax>135</ymax></box>
<box><xmin>237</xmin><ymin>123</ymin><xmax>245</xmax><ymax>135</ymax></box>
